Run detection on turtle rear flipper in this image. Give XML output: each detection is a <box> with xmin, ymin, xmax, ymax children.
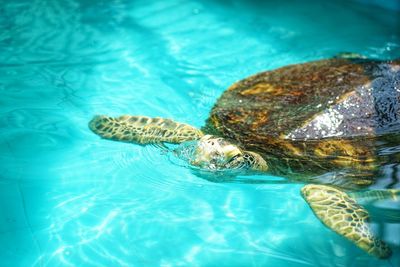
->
<box><xmin>301</xmin><ymin>184</ymin><xmax>391</xmax><ymax>259</ymax></box>
<box><xmin>89</xmin><ymin>115</ymin><xmax>203</xmax><ymax>144</ymax></box>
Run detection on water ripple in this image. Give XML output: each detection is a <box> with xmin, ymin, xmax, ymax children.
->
<box><xmin>0</xmin><ymin>0</ymin><xmax>399</xmax><ymax>266</ymax></box>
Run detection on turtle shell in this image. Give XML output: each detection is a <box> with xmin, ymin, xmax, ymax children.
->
<box><xmin>204</xmin><ymin>58</ymin><xmax>400</xmax><ymax>177</ymax></box>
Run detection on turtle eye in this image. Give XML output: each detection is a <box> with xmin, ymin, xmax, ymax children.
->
<box><xmin>227</xmin><ymin>154</ymin><xmax>240</xmax><ymax>164</ymax></box>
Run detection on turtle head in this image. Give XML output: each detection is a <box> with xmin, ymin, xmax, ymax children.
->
<box><xmin>190</xmin><ymin>135</ymin><xmax>267</xmax><ymax>171</ymax></box>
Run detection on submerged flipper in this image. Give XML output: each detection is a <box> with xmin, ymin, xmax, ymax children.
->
<box><xmin>301</xmin><ymin>184</ymin><xmax>391</xmax><ymax>258</ymax></box>
<box><xmin>89</xmin><ymin>115</ymin><xmax>204</xmax><ymax>144</ymax></box>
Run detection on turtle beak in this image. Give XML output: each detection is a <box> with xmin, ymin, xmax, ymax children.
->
<box><xmin>190</xmin><ymin>153</ymin><xmax>211</xmax><ymax>167</ymax></box>
<box><xmin>189</xmin><ymin>143</ymin><xmax>213</xmax><ymax>167</ymax></box>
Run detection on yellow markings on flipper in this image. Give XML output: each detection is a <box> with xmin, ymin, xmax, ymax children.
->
<box><xmin>89</xmin><ymin>115</ymin><xmax>204</xmax><ymax>144</ymax></box>
<box><xmin>301</xmin><ymin>184</ymin><xmax>391</xmax><ymax>259</ymax></box>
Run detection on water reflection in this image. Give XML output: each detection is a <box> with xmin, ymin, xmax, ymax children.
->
<box><xmin>0</xmin><ymin>0</ymin><xmax>399</xmax><ymax>266</ymax></box>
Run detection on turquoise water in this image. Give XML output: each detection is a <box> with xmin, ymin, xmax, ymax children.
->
<box><xmin>1</xmin><ymin>0</ymin><xmax>400</xmax><ymax>266</ymax></box>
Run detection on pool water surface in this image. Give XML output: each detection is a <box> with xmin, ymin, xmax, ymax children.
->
<box><xmin>1</xmin><ymin>0</ymin><xmax>400</xmax><ymax>266</ymax></box>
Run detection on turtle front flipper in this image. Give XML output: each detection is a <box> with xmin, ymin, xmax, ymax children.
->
<box><xmin>301</xmin><ymin>184</ymin><xmax>391</xmax><ymax>258</ymax></box>
<box><xmin>89</xmin><ymin>115</ymin><xmax>204</xmax><ymax>144</ymax></box>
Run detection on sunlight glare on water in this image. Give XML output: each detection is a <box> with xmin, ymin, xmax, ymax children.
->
<box><xmin>0</xmin><ymin>0</ymin><xmax>400</xmax><ymax>266</ymax></box>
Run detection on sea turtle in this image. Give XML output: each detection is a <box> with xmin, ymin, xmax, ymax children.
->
<box><xmin>89</xmin><ymin>55</ymin><xmax>400</xmax><ymax>259</ymax></box>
